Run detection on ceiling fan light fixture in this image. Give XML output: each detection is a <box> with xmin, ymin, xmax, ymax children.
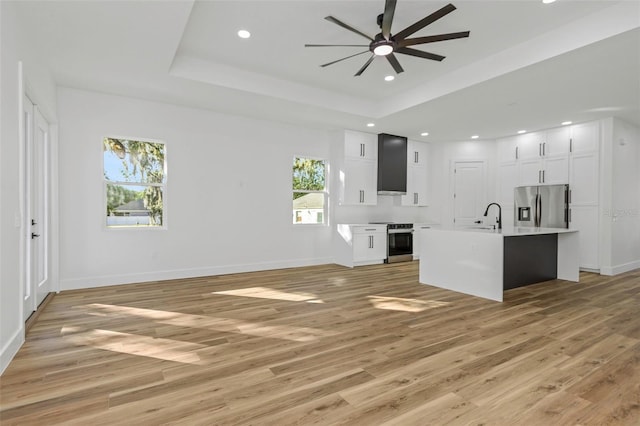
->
<box><xmin>373</xmin><ymin>44</ymin><xmax>394</xmax><ymax>56</ymax></box>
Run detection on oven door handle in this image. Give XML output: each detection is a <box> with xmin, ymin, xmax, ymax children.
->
<box><xmin>387</xmin><ymin>229</ymin><xmax>414</xmax><ymax>234</ymax></box>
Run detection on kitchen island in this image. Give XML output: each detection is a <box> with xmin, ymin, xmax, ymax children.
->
<box><xmin>418</xmin><ymin>227</ymin><xmax>579</xmax><ymax>302</ymax></box>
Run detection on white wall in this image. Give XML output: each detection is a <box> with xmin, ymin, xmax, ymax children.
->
<box><xmin>428</xmin><ymin>140</ymin><xmax>498</xmax><ymax>226</ymax></box>
<box><xmin>1</xmin><ymin>1</ymin><xmax>58</xmax><ymax>373</ymax></box>
<box><xmin>57</xmin><ymin>88</ymin><xmax>334</xmax><ymax>290</ymax></box>
<box><xmin>600</xmin><ymin>117</ymin><xmax>640</xmax><ymax>274</ymax></box>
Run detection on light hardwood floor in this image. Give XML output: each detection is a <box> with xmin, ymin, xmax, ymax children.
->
<box><xmin>1</xmin><ymin>262</ymin><xmax>639</xmax><ymax>425</ymax></box>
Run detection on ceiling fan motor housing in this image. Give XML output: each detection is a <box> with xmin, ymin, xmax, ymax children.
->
<box><xmin>370</xmin><ymin>33</ymin><xmax>395</xmax><ymax>55</ymax></box>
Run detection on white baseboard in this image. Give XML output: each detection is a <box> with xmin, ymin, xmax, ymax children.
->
<box><xmin>60</xmin><ymin>257</ymin><xmax>334</xmax><ymax>291</ymax></box>
<box><xmin>600</xmin><ymin>260</ymin><xmax>640</xmax><ymax>276</ymax></box>
<box><xmin>1</xmin><ymin>327</ymin><xmax>24</xmax><ymax>375</ymax></box>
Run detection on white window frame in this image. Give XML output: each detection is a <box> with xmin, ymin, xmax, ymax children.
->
<box><xmin>292</xmin><ymin>155</ymin><xmax>329</xmax><ymax>226</ymax></box>
<box><xmin>103</xmin><ymin>135</ymin><xmax>167</xmax><ymax>230</ymax></box>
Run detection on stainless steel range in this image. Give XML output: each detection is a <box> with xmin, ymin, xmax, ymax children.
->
<box><xmin>370</xmin><ymin>222</ymin><xmax>414</xmax><ymax>263</ymax></box>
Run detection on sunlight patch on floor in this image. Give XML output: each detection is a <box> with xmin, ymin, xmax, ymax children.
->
<box><xmin>212</xmin><ymin>286</ymin><xmax>324</xmax><ymax>303</ymax></box>
<box><xmin>367</xmin><ymin>296</ymin><xmax>450</xmax><ymax>312</ymax></box>
<box><xmin>61</xmin><ymin>325</ymin><xmax>205</xmax><ymax>365</ymax></box>
<box><xmin>74</xmin><ymin>304</ymin><xmax>337</xmax><ymax>342</ymax></box>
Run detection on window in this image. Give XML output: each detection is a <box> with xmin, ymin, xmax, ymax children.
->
<box><xmin>103</xmin><ymin>137</ymin><xmax>166</xmax><ymax>228</ymax></box>
<box><xmin>292</xmin><ymin>157</ymin><xmax>327</xmax><ymax>225</ymax></box>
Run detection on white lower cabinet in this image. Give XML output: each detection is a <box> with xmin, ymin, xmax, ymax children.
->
<box><xmin>570</xmin><ymin>206</ymin><xmax>599</xmax><ymax>270</ymax></box>
<box><xmin>334</xmin><ymin>224</ymin><xmax>387</xmax><ymax>267</ymax></box>
<box><xmin>412</xmin><ymin>224</ymin><xmax>435</xmax><ymax>260</ymax></box>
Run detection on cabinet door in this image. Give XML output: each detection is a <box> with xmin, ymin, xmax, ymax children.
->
<box><xmin>342</xmin><ymin>159</ymin><xmax>377</xmax><ymax>205</ymax></box>
<box><xmin>543</xmin><ymin>127</ymin><xmax>570</xmax><ymax>156</ymax></box>
<box><xmin>570</xmin><ymin>151</ymin><xmax>599</xmax><ymax>205</ymax></box>
<box><xmin>402</xmin><ymin>165</ymin><xmax>428</xmax><ymax>206</ymax></box>
<box><xmin>517</xmin><ymin>132</ymin><xmax>544</xmax><ymax>160</ymax></box>
<box><xmin>570</xmin><ymin>122</ymin><xmax>599</xmax><ymax>154</ymax></box>
<box><xmin>407</xmin><ymin>140</ymin><xmax>428</xmax><ymax>166</ymax></box>
<box><xmin>344</xmin><ymin>130</ymin><xmax>377</xmax><ymax>160</ymax></box>
<box><xmin>412</xmin><ymin>225</ymin><xmax>432</xmax><ymax>259</ymax></box>
<box><xmin>570</xmin><ymin>206</ymin><xmax>599</xmax><ymax>269</ymax></box>
<box><xmin>497</xmin><ymin>161</ymin><xmax>518</xmax><ymax>204</ymax></box>
<box><xmin>353</xmin><ymin>232</ymin><xmax>386</xmax><ymax>262</ymax></box>
<box><xmin>542</xmin><ymin>155</ymin><xmax>569</xmax><ymax>184</ymax></box>
<box><xmin>519</xmin><ymin>158</ymin><xmax>543</xmax><ymax>186</ymax></box>
<box><xmin>498</xmin><ymin>136</ymin><xmax>518</xmax><ymax>162</ymax></box>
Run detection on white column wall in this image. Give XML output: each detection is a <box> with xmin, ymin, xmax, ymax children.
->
<box><xmin>600</xmin><ymin>117</ymin><xmax>640</xmax><ymax>275</ymax></box>
<box><xmin>1</xmin><ymin>1</ymin><xmax>58</xmax><ymax>374</ymax></box>
<box><xmin>57</xmin><ymin>88</ymin><xmax>333</xmax><ymax>290</ymax></box>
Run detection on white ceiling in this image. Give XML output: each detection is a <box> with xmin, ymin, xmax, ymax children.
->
<box><xmin>14</xmin><ymin>0</ymin><xmax>640</xmax><ymax>141</ymax></box>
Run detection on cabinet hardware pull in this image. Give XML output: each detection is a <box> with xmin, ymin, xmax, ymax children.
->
<box><xmin>568</xmin><ymin>189</ymin><xmax>572</xmax><ymax>203</ymax></box>
<box><xmin>569</xmin><ymin>138</ymin><xmax>573</xmax><ymax>153</ymax></box>
<box><xmin>414</xmin><ymin>192</ymin><xmax>418</xmax><ymax>205</ymax></box>
<box><xmin>539</xmin><ymin>143</ymin><xmax>542</xmax><ymax>157</ymax></box>
<box><xmin>543</xmin><ymin>142</ymin><xmax>546</xmax><ymax>156</ymax></box>
<box><xmin>542</xmin><ymin>170</ymin><xmax>545</xmax><ymax>183</ymax></box>
<box><xmin>515</xmin><ymin>146</ymin><xmax>518</xmax><ymax>160</ymax></box>
<box><xmin>415</xmin><ymin>151</ymin><xmax>418</xmax><ymax>163</ymax></box>
<box><xmin>538</xmin><ymin>170</ymin><xmax>542</xmax><ymax>183</ymax></box>
<box><xmin>568</xmin><ymin>209</ymin><xmax>572</xmax><ymax>222</ymax></box>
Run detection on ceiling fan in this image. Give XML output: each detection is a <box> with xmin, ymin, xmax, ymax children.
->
<box><xmin>305</xmin><ymin>1</ymin><xmax>470</xmax><ymax>76</ymax></box>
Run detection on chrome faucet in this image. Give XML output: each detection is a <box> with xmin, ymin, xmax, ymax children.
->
<box><xmin>483</xmin><ymin>203</ymin><xmax>502</xmax><ymax>230</ymax></box>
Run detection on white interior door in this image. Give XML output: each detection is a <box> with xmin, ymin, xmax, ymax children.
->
<box><xmin>23</xmin><ymin>95</ymin><xmax>51</xmax><ymax>320</ymax></box>
<box><xmin>453</xmin><ymin>161</ymin><xmax>485</xmax><ymax>226</ymax></box>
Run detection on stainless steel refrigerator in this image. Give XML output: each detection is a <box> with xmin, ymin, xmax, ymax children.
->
<box><xmin>514</xmin><ymin>184</ymin><xmax>569</xmax><ymax>228</ymax></box>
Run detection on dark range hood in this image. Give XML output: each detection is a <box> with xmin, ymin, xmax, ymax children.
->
<box><xmin>377</xmin><ymin>133</ymin><xmax>407</xmax><ymax>195</ymax></box>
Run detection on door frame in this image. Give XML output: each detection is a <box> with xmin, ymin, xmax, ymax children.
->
<box><xmin>18</xmin><ymin>62</ymin><xmax>59</xmax><ymax>323</ymax></box>
<box><xmin>449</xmin><ymin>159</ymin><xmax>487</xmax><ymax>227</ymax></box>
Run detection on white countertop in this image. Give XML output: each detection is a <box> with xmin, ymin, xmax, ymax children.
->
<box><xmin>423</xmin><ymin>226</ymin><xmax>578</xmax><ymax>237</ymax></box>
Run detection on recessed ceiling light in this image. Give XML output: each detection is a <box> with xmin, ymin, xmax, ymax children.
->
<box><xmin>420</xmin><ymin>132</ymin><xmax>429</xmax><ymax>136</ymax></box>
<box><xmin>367</xmin><ymin>123</ymin><xmax>375</xmax><ymax>127</ymax></box>
<box><xmin>237</xmin><ymin>30</ymin><xmax>251</xmax><ymax>39</ymax></box>
<box><xmin>471</xmin><ymin>135</ymin><xmax>479</xmax><ymax>139</ymax></box>
<box><xmin>517</xmin><ymin>130</ymin><xmax>527</xmax><ymax>134</ymax></box>
<box><xmin>542</xmin><ymin>0</ymin><xmax>556</xmax><ymax>4</ymax></box>
<box><xmin>561</xmin><ymin>121</ymin><xmax>572</xmax><ymax>126</ymax></box>
<box><xmin>384</xmin><ymin>75</ymin><xmax>395</xmax><ymax>82</ymax></box>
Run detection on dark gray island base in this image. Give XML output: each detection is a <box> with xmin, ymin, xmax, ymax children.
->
<box><xmin>503</xmin><ymin>234</ymin><xmax>558</xmax><ymax>290</ymax></box>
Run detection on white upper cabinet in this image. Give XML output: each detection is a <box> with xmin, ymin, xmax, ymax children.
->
<box><xmin>402</xmin><ymin>140</ymin><xmax>429</xmax><ymax>206</ymax></box>
<box><xmin>570</xmin><ymin>121</ymin><xmax>599</xmax><ymax>154</ymax></box>
<box><xmin>498</xmin><ymin>136</ymin><xmax>518</xmax><ymax>162</ymax></box>
<box><xmin>342</xmin><ymin>158</ymin><xmax>377</xmax><ymax>205</ymax></box>
<box><xmin>543</xmin><ymin>127</ymin><xmax>571</xmax><ymax>156</ymax></box>
<box><xmin>338</xmin><ymin>130</ymin><xmax>378</xmax><ymax>205</ymax></box>
<box><xmin>344</xmin><ymin>130</ymin><xmax>377</xmax><ymax>160</ymax></box>
<box><xmin>497</xmin><ymin>161</ymin><xmax>518</xmax><ymax>203</ymax></box>
<box><xmin>407</xmin><ymin>140</ymin><xmax>428</xmax><ymax>167</ymax></box>
<box><xmin>517</xmin><ymin>132</ymin><xmax>544</xmax><ymax>160</ymax></box>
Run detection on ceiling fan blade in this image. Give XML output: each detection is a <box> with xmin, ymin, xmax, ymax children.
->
<box><xmin>320</xmin><ymin>50</ymin><xmax>370</xmax><ymax>67</ymax></box>
<box><xmin>394</xmin><ymin>3</ymin><xmax>457</xmax><ymax>41</ymax></box>
<box><xmin>305</xmin><ymin>44</ymin><xmax>369</xmax><ymax>47</ymax></box>
<box><xmin>398</xmin><ymin>31</ymin><xmax>470</xmax><ymax>48</ymax></box>
<box><xmin>325</xmin><ymin>16</ymin><xmax>374</xmax><ymax>41</ymax></box>
<box><xmin>381</xmin><ymin>0</ymin><xmax>397</xmax><ymax>40</ymax></box>
<box><xmin>386</xmin><ymin>53</ymin><xmax>404</xmax><ymax>74</ymax></box>
<box><xmin>354</xmin><ymin>55</ymin><xmax>376</xmax><ymax>76</ymax></box>
<box><xmin>396</xmin><ymin>47</ymin><xmax>445</xmax><ymax>62</ymax></box>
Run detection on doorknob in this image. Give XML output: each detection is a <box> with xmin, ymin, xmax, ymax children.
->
<box><xmin>31</xmin><ymin>233</ymin><xmax>40</xmax><ymax>239</ymax></box>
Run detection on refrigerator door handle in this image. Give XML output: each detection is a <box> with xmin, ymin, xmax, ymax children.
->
<box><xmin>535</xmin><ymin>193</ymin><xmax>542</xmax><ymax>227</ymax></box>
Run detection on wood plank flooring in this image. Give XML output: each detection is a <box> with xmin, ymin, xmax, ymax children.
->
<box><xmin>1</xmin><ymin>262</ymin><xmax>639</xmax><ymax>425</ymax></box>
